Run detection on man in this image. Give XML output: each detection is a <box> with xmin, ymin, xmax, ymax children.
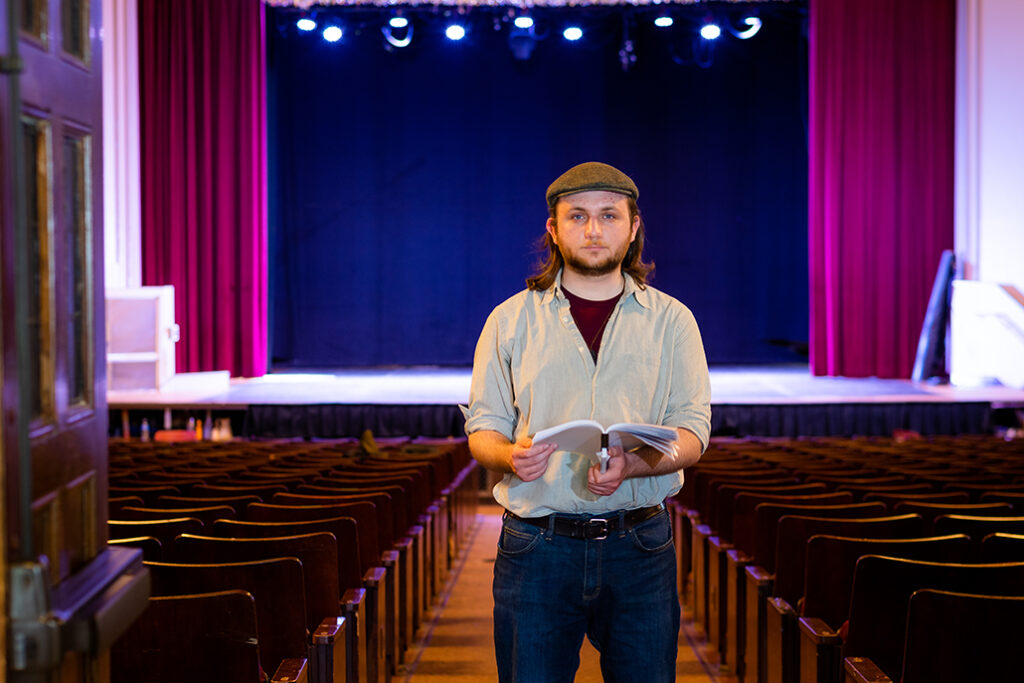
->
<box><xmin>464</xmin><ymin>161</ymin><xmax>712</xmax><ymax>682</ymax></box>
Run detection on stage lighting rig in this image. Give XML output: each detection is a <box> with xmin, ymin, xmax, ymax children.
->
<box><xmin>700</xmin><ymin>20</ymin><xmax>722</xmax><ymax>40</ymax></box>
<box><xmin>445</xmin><ymin>23</ymin><xmax>466</xmax><ymax>41</ymax></box>
<box><xmin>729</xmin><ymin>16</ymin><xmax>762</xmax><ymax>39</ymax></box>
<box><xmin>382</xmin><ymin>14</ymin><xmax>413</xmax><ymax>49</ymax></box>
<box><xmin>323</xmin><ymin>25</ymin><xmax>342</xmax><ymax>43</ymax></box>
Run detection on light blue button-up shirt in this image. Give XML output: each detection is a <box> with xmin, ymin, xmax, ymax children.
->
<box><xmin>465</xmin><ymin>270</ymin><xmax>712</xmax><ymax>517</ymax></box>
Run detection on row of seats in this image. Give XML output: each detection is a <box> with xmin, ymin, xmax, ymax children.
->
<box><xmin>107</xmin><ymin>436</ymin><xmax>478</xmax><ymax>683</ymax></box>
<box><xmin>668</xmin><ymin>434</ymin><xmax>1024</xmax><ymax>683</ymax></box>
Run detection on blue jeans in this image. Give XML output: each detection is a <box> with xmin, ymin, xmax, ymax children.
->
<box><xmin>492</xmin><ymin>507</ymin><xmax>679</xmax><ymax>683</ymax></box>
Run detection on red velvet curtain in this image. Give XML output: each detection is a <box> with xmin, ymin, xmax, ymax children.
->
<box><xmin>139</xmin><ymin>0</ymin><xmax>268</xmax><ymax>377</ymax></box>
<box><xmin>809</xmin><ymin>0</ymin><xmax>955</xmax><ymax>378</ymax></box>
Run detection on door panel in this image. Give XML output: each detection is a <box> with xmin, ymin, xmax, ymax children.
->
<box><xmin>3</xmin><ymin>1</ymin><xmax>147</xmax><ymax>680</ymax></box>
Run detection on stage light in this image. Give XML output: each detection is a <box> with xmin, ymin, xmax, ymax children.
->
<box><xmin>654</xmin><ymin>16</ymin><xmax>673</xmax><ymax>28</ymax></box>
<box><xmin>563</xmin><ymin>26</ymin><xmax>583</xmax><ymax>41</ymax></box>
<box><xmin>514</xmin><ymin>16</ymin><xmax>534</xmax><ymax>30</ymax></box>
<box><xmin>445</xmin><ymin>24</ymin><xmax>466</xmax><ymax>41</ymax></box>
<box><xmin>383</xmin><ymin>20</ymin><xmax>413</xmax><ymax>48</ymax></box>
<box><xmin>700</xmin><ymin>22</ymin><xmax>721</xmax><ymax>40</ymax></box>
<box><xmin>323</xmin><ymin>25</ymin><xmax>343</xmax><ymax>42</ymax></box>
<box><xmin>296</xmin><ymin>17</ymin><xmax>317</xmax><ymax>32</ymax></box>
<box><xmin>732</xmin><ymin>16</ymin><xmax>762</xmax><ymax>39</ymax></box>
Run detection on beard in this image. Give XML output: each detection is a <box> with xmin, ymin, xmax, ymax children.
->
<box><xmin>561</xmin><ymin>241</ymin><xmax>631</xmax><ymax>277</ymax></box>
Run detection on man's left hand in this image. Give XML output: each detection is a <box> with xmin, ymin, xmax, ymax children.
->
<box><xmin>587</xmin><ymin>446</ymin><xmax>630</xmax><ymax>496</ymax></box>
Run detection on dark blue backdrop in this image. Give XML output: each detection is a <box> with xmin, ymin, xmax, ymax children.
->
<box><xmin>267</xmin><ymin>4</ymin><xmax>808</xmax><ymax>368</ymax></box>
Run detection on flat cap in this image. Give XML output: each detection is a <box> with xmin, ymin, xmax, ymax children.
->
<box><xmin>546</xmin><ymin>162</ymin><xmax>638</xmax><ymax>208</ymax></box>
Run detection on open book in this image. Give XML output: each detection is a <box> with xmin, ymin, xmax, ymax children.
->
<box><xmin>532</xmin><ymin>419</ymin><xmax>679</xmax><ymax>470</ymax></box>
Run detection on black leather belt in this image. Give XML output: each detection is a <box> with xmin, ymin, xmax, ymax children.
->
<box><xmin>506</xmin><ymin>505</ymin><xmax>663</xmax><ymax>540</ymax></box>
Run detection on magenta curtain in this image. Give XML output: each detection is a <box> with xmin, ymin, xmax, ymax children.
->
<box><xmin>139</xmin><ymin>0</ymin><xmax>268</xmax><ymax>377</ymax></box>
<box><xmin>809</xmin><ymin>0</ymin><xmax>955</xmax><ymax>378</ymax></box>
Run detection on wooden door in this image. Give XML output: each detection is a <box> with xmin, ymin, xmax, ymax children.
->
<box><xmin>2</xmin><ymin>1</ymin><xmax>147</xmax><ymax>681</ymax></box>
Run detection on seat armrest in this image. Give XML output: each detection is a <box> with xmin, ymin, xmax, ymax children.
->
<box><xmin>798</xmin><ymin>616</ymin><xmax>841</xmax><ymax>644</ymax></box>
<box><xmin>726</xmin><ymin>548</ymin><xmax>752</xmax><ymax>564</ymax></box>
<box><xmin>271</xmin><ymin>657</ymin><xmax>309</xmax><ymax>683</ymax></box>
<box><xmin>363</xmin><ymin>566</ymin><xmax>387</xmax><ymax>587</ymax></box>
<box><xmin>313</xmin><ymin>616</ymin><xmax>345</xmax><ymax>645</ymax></box>
<box><xmin>768</xmin><ymin>596</ymin><xmax>796</xmax><ymax>617</ymax></box>
<box><xmin>746</xmin><ymin>565</ymin><xmax>773</xmax><ymax>583</ymax></box>
<box><xmin>843</xmin><ymin>656</ymin><xmax>893</xmax><ymax>683</ymax></box>
<box><xmin>312</xmin><ymin>616</ymin><xmax>346</xmax><ymax>683</ymax></box>
<box><xmin>382</xmin><ymin>550</ymin><xmax>399</xmax><ymax>564</ymax></box>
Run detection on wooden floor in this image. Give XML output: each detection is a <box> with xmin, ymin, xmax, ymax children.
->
<box><xmin>402</xmin><ymin>503</ymin><xmax>716</xmax><ymax>682</ymax></box>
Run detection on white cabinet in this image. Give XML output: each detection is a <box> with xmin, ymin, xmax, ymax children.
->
<box><xmin>106</xmin><ymin>286</ymin><xmax>179</xmax><ymax>390</ymax></box>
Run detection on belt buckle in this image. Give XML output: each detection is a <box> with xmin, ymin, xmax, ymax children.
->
<box><xmin>587</xmin><ymin>517</ymin><xmax>609</xmax><ymax>540</ymax></box>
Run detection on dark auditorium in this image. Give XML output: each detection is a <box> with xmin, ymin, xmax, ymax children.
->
<box><xmin>3</xmin><ymin>0</ymin><xmax>1024</xmax><ymax>682</ymax></box>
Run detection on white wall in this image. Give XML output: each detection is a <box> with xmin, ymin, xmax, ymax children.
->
<box><xmin>957</xmin><ymin>0</ymin><xmax>1024</xmax><ymax>291</ymax></box>
<box><xmin>102</xmin><ymin>0</ymin><xmax>142</xmax><ymax>290</ymax></box>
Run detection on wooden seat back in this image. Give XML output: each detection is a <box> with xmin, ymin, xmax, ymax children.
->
<box><xmin>146</xmin><ymin>558</ymin><xmax>309</xmax><ymax>676</ymax></box>
<box><xmin>732</xmin><ymin>491</ymin><xmax>857</xmax><ymax>557</ymax></box>
<box><xmin>299</xmin><ymin>483</ymin><xmax>410</xmax><ymax>537</ymax></box>
<box><xmin>108</xmin><ymin>517</ymin><xmax>203</xmax><ymax>547</ymax></box>
<box><xmin>713</xmin><ymin>482</ymin><xmax>822</xmax><ymax>543</ymax></box>
<box><xmin>844</xmin><ymin>556</ymin><xmax>1024</xmax><ymax>679</ymax></box>
<box><xmin>109</xmin><ymin>495</ymin><xmax>146</xmax><ymax>516</ymax></box>
<box><xmin>118</xmin><ymin>505</ymin><xmax>236</xmax><ymax>525</ymax></box>
<box><xmin>108</xmin><ymin>484</ymin><xmax>182</xmax><ymax>506</ymax></box>
<box><xmin>943</xmin><ymin>482</ymin><xmax>1024</xmax><ymax>502</ymax></box>
<box><xmin>156</xmin><ymin>494</ymin><xmax>262</xmax><ymax>510</ymax></box>
<box><xmin>980</xmin><ymin>532</ymin><xmax>1024</xmax><ymax>562</ymax></box>
<box><xmin>273</xmin><ymin>491</ymin><xmax>396</xmax><ymax>550</ymax></box>
<box><xmin>804</xmin><ymin>474</ymin><xmax>907</xmax><ymax>489</ymax></box>
<box><xmin>862</xmin><ymin>490</ymin><xmax>969</xmax><ymax>507</ymax></box>
<box><xmin>247</xmin><ymin>501</ymin><xmax>379</xmax><ymax>574</ymax></box>
<box><xmin>892</xmin><ymin>501</ymin><xmax>1014</xmax><ymax>529</ymax></box>
<box><xmin>171</xmin><ymin>532</ymin><xmax>340</xmax><ymax>631</ymax></box>
<box><xmin>900</xmin><ymin>589</ymin><xmax>1024</xmax><ymax>683</ymax></box>
<box><xmin>802</xmin><ymin>534</ymin><xmax>972</xmax><ymax>629</ymax></box>
<box><xmin>111</xmin><ymin>590</ymin><xmax>263</xmax><ymax>683</ymax></box>
<box><xmin>323</xmin><ymin>471</ymin><xmax>427</xmax><ymax>519</ymax></box>
<box><xmin>751</xmin><ymin>500</ymin><xmax>885</xmax><ymax>570</ymax></box>
<box><xmin>772</xmin><ymin>514</ymin><xmax>927</xmax><ymax>608</ymax></box>
<box><xmin>835</xmin><ymin>482</ymin><xmax>934</xmax><ymax>500</ymax></box>
<box><xmin>210</xmin><ymin>517</ymin><xmax>363</xmax><ymax>590</ymax></box>
<box><xmin>107</xmin><ymin>536</ymin><xmax>163</xmax><ymax>561</ymax></box>
<box><xmin>980</xmin><ymin>490</ymin><xmax>1024</xmax><ymax>508</ymax></box>
<box><xmin>191</xmin><ymin>482</ymin><xmax>289</xmax><ymax>501</ymax></box>
<box><xmin>933</xmin><ymin>514</ymin><xmax>1024</xmax><ymax>541</ymax></box>
<box><xmin>687</xmin><ymin>467</ymin><xmax>788</xmax><ymax>517</ymax></box>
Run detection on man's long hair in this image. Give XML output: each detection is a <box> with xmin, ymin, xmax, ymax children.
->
<box><xmin>526</xmin><ymin>197</ymin><xmax>654</xmax><ymax>291</ymax></box>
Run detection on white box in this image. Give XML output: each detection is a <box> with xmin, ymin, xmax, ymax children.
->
<box><xmin>950</xmin><ymin>280</ymin><xmax>1024</xmax><ymax>388</ymax></box>
<box><xmin>106</xmin><ymin>286</ymin><xmax>179</xmax><ymax>390</ymax></box>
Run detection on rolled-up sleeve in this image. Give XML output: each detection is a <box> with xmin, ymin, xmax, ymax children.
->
<box><xmin>464</xmin><ymin>309</ymin><xmax>517</xmax><ymax>440</ymax></box>
<box><xmin>663</xmin><ymin>307</ymin><xmax>712</xmax><ymax>451</ymax></box>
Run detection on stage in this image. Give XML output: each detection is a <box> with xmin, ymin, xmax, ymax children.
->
<box><xmin>106</xmin><ymin>365</ymin><xmax>1024</xmax><ymax>439</ymax></box>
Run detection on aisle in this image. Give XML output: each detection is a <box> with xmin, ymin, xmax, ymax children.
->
<box><xmin>402</xmin><ymin>504</ymin><xmax>716</xmax><ymax>682</ymax></box>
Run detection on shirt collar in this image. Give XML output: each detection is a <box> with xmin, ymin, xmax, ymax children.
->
<box><xmin>541</xmin><ymin>268</ymin><xmax>652</xmax><ymax>309</ymax></box>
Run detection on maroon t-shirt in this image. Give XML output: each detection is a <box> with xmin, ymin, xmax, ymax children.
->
<box><xmin>562</xmin><ymin>287</ymin><xmax>621</xmax><ymax>360</ymax></box>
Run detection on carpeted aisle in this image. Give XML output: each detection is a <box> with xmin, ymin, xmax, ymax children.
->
<box><xmin>402</xmin><ymin>504</ymin><xmax>716</xmax><ymax>682</ymax></box>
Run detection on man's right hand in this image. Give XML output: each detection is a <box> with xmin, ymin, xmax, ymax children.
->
<box><xmin>510</xmin><ymin>437</ymin><xmax>557</xmax><ymax>482</ymax></box>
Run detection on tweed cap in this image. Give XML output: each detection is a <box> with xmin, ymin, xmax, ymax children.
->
<box><xmin>546</xmin><ymin>162</ymin><xmax>639</xmax><ymax>208</ymax></box>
